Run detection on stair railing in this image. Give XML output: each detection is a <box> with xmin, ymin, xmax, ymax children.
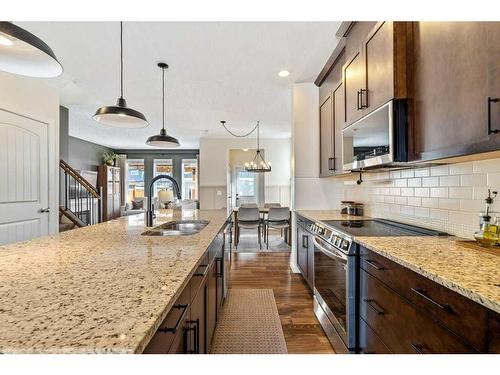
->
<box><xmin>59</xmin><ymin>160</ymin><xmax>102</xmax><ymax>225</ymax></box>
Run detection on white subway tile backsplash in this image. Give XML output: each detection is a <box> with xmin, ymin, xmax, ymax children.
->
<box><xmin>414</xmin><ymin>168</ymin><xmax>430</xmax><ymax>177</ymax></box>
<box><xmin>394</xmin><ymin>196</ymin><xmax>407</xmax><ymax>205</ymax></box>
<box><xmin>459</xmin><ymin>199</ymin><xmax>484</xmax><ymax>212</ymax></box>
<box><xmin>430</xmin><ymin>208</ymin><xmax>449</xmax><ymax>221</ymax></box>
<box><xmin>438</xmin><ymin>198</ymin><xmax>460</xmax><ymax>210</ymax></box>
<box><xmin>407</xmin><ymin>197</ymin><xmax>422</xmax><ymax>206</ymax></box>
<box><xmin>431</xmin><ymin>165</ymin><xmax>449</xmax><ymax>176</ymax></box>
<box><xmin>414</xmin><ymin>188</ymin><xmax>430</xmax><ymax>197</ymax></box>
<box><xmin>324</xmin><ymin>157</ymin><xmax>498</xmax><ymax>239</ymax></box>
<box><xmin>439</xmin><ymin>175</ymin><xmax>460</xmax><ymax>187</ymax></box>
<box><xmin>461</xmin><ymin>174</ymin><xmax>487</xmax><ymax>186</ymax></box>
<box><xmin>394</xmin><ymin>179</ymin><xmax>407</xmax><ymax>187</ymax></box>
<box><xmin>449</xmin><ymin>211</ymin><xmax>475</xmax><ymax>225</ymax></box>
<box><xmin>487</xmin><ymin>172</ymin><xmax>500</xmax><ymax>187</ymax></box>
<box><xmin>422</xmin><ymin>177</ymin><xmax>439</xmax><ymax>187</ymax></box>
<box><xmin>407</xmin><ymin>178</ymin><xmax>422</xmax><ymax>187</ymax></box>
<box><xmin>473</xmin><ymin>159</ymin><xmax>500</xmax><ymax>173</ymax></box>
<box><xmin>449</xmin><ymin>162</ymin><xmax>473</xmax><ymax>175</ymax></box>
<box><xmin>401</xmin><ymin>169</ymin><xmax>415</xmax><ymax>178</ymax></box>
<box><xmin>421</xmin><ymin>197</ymin><xmax>439</xmax><ymax>208</ymax></box>
<box><xmin>430</xmin><ymin>187</ymin><xmax>448</xmax><ymax>198</ymax></box>
<box><xmin>414</xmin><ymin>207</ymin><xmax>430</xmax><ymax>218</ymax></box>
<box><xmin>401</xmin><ymin>206</ymin><xmax>414</xmax><ymax>216</ymax></box>
<box><xmin>449</xmin><ymin>187</ymin><xmax>473</xmax><ymax>199</ymax></box>
<box><xmin>401</xmin><ymin>188</ymin><xmax>414</xmax><ymax>196</ymax></box>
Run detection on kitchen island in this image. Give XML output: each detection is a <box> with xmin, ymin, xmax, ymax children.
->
<box><xmin>0</xmin><ymin>209</ymin><xmax>231</xmax><ymax>353</ymax></box>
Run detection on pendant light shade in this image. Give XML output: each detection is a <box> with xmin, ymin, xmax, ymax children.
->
<box><xmin>145</xmin><ymin>62</ymin><xmax>180</xmax><ymax>148</ymax></box>
<box><xmin>0</xmin><ymin>22</ymin><xmax>63</xmax><ymax>78</ymax></box>
<box><xmin>93</xmin><ymin>22</ymin><xmax>148</xmax><ymax>128</ymax></box>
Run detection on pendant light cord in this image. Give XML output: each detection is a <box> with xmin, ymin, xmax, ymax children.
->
<box><xmin>162</xmin><ymin>65</ymin><xmax>166</xmax><ymax>130</ymax></box>
<box><xmin>120</xmin><ymin>21</ymin><xmax>124</xmax><ymax>99</ymax></box>
<box><xmin>257</xmin><ymin>121</ymin><xmax>260</xmax><ymax>150</ymax></box>
<box><xmin>220</xmin><ymin>121</ymin><xmax>259</xmax><ymax>138</ymax></box>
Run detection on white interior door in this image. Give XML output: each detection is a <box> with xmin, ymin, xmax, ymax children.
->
<box><xmin>0</xmin><ymin>109</ymin><xmax>49</xmax><ymax>245</ymax></box>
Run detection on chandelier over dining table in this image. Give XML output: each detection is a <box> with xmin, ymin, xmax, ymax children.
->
<box><xmin>219</xmin><ymin>120</ymin><xmax>271</xmax><ymax>173</ymax></box>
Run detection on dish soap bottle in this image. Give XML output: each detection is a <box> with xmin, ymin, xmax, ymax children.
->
<box><xmin>474</xmin><ymin>189</ymin><xmax>499</xmax><ymax>247</ymax></box>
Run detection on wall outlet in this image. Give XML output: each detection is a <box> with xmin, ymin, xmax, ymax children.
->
<box><xmin>216</xmin><ymin>190</ymin><xmax>222</xmax><ymax>196</ymax></box>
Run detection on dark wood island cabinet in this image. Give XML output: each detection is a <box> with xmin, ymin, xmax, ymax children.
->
<box><xmin>144</xmin><ymin>220</ymin><xmax>229</xmax><ymax>354</ymax></box>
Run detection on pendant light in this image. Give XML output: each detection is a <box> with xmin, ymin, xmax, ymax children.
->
<box><xmin>145</xmin><ymin>62</ymin><xmax>180</xmax><ymax>148</ymax></box>
<box><xmin>93</xmin><ymin>22</ymin><xmax>148</xmax><ymax>128</ymax></box>
<box><xmin>245</xmin><ymin>121</ymin><xmax>272</xmax><ymax>173</ymax></box>
<box><xmin>0</xmin><ymin>22</ymin><xmax>63</xmax><ymax>78</ymax></box>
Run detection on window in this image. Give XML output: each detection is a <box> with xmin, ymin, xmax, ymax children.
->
<box><xmin>181</xmin><ymin>159</ymin><xmax>198</xmax><ymax>200</ymax></box>
<box><xmin>126</xmin><ymin>159</ymin><xmax>145</xmax><ymax>204</ymax></box>
<box><xmin>236</xmin><ymin>170</ymin><xmax>255</xmax><ymax>197</ymax></box>
<box><xmin>153</xmin><ymin>159</ymin><xmax>173</xmax><ymax>198</ymax></box>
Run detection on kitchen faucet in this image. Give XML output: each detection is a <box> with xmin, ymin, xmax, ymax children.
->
<box><xmin>146</xmin><ymin>174</ymin><xmax>181</xmax><ymax>227</ymax></box>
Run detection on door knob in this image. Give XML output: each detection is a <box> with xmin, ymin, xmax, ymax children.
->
<box><xmin>39</xmin><ymin>208</ymin><xmax>51</xmax><ymax>213</ymax></box>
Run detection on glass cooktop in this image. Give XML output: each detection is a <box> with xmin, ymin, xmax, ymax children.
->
<box><xmin>321</xmin><ymin>219</ymin><xmax>448</xmax><ymax>238</ymax></box>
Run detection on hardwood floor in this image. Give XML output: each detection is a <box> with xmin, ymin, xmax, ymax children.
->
<box><xmin>228</xmin><ymin>252</ymin><xmax>335</xmax><ymax>353</ymax></box>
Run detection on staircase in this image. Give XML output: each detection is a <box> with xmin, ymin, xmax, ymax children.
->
<box><xmin>59</xmin><ymin>160</ymin><xmax>102</xmax><ymax>232</ymax></box>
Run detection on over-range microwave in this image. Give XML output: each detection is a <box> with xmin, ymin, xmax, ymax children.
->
<box><xmin>342</xmin><ymin>100</ymin><xmax>409</xmax><ymax>171</ymax></box>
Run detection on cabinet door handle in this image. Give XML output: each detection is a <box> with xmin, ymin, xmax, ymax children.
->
<box><xmin>158</xmin><ymin>304</ymin><xmax>189</xmax><ymax>334</ymax></box>
<box><xmin>488</xmin><ymin>97</ymin><xmax>499</xmax><ymax>135</ymax></box>
<box><xmin>302</xmin><ymin>235</ymin><xmax>309</xmax><ymax>248</ymax></box>
<box><xmin>410</xmin><ymin>288</ymin><xmax>452</xmax><ymax>312</ymax></box>
<box><xmin>364</xmin><ymin>259</ymin><xmax>385</xmax><ymax>271</ymax></box>
<box><xmin>364</xmin><ymin>299</ymin><xmax>385</xmax><ymax>315</ymax></box>
<box><xmin>410</xmin><ymin>343</ymin><xmax>426</xmax><ymax>354</ymax></box>
<box><xmin>216</xmin><ymin>257</ymin><xmax>223</xmax><ymax>278</ymax></box>
<box><xmin>359</xmin><ymin>88</ymin><xmax>368</xmax><ymax>108</ymax></box>
<box><xmin>357</xmin><ymin>90</ymin><xmax>361</xmax><ymax>110</ymax></box>
<box><xmin>328</xmin><ymin>157</ymin><xmax>336</xmax><ymax>171</ymax></box>
<box><xmin>186</xmin><ymin>319</ymin><xmax>199</xmax><ymax>354</ymax></box>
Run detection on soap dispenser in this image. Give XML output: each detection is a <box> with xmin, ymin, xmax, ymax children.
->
<box><xmin>474</xmin><ymin>189</ymin><xmax>499</xmax><ymax>247</ymax></box>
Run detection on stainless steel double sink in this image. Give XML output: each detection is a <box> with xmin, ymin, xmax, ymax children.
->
<box><xmin>141</xmin><ymin>220</ymin><xmax>209</xmax><ymax>236</ymax></box>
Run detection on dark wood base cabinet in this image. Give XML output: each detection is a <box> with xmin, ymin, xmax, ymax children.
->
<box><xmin>144</xmin><ymin>221</ymin><xmax>229</xmax><ymax>354</ymax></box>
<box><xmin>359</xmin><ymin>246</ymin><xmax>499</xmax><ymax>354</ymax></box>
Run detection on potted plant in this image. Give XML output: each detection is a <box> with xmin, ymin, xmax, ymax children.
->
<box><xmin>103</xmin><ymin>152</ymin><xmax>118</xmax><ymax>166</ymax></box>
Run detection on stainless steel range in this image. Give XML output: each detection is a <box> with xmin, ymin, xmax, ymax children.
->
<box><xmin>310</xmin><ymin>218</ymin><xmax>447</xmax><ymax>353</ymax></box>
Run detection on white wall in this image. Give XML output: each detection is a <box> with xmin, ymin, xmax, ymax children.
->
<box><xmin>199</xmin><ymin>137</ymin><xmax>291</xmax><ymax>209</ymax></box>
<box><xmin>0</xmin><ymin>72</ymin><xmax>60</xmax><ymax>235</ymax></box>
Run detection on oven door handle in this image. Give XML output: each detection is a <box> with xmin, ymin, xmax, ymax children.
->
<box><xmin>312</xmin><ymin>236</ymin><xmax>348</xmax><ymax>262</ymax></box>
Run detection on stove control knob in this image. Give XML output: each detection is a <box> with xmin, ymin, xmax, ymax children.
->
<box><xmin>342</xmin><ymin>240</ymin><xmax>350</xmax><ymax>250</ymax></box>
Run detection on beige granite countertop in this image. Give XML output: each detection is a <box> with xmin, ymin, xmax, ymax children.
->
<box><xmin>0</xmin><ymin>209</ymin><xmax>230</xmax><ymax>353</ymax></box>
<box><xmin>295</xmin><ymin>210</ymin><xmax>500</xmax><ymax>313</ymax></box>
<box><xmin>356</xmin><ymin>236</ymin><xmax>500</xmax><ymax>314</ymax></box>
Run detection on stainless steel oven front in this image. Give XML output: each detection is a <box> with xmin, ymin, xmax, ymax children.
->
<box><xmin>312</xmin><ymin>235</ymin><xmax>357</xmax><ymax>351</ymax></box>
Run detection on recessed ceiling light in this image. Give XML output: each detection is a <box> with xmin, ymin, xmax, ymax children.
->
<box><xmin>278</xmin><ymin>70</ymin><xmax>290</xmax><ymax>78</ymax></box>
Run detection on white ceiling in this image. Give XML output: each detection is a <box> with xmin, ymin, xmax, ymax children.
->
<box><xmin>18</xmin><ymin>22</ymin><xmax>341</xmax><ymax>149</ymax></box>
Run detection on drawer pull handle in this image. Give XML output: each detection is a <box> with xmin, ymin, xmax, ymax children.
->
<box><xmin>410</xmin><ymin>343</ymin><xmax>425</xmax><ymax>354</ymax></box>
<box><xmin>216</xmin><ymin>257</ymin><xmax>223</xmax><ymax>278</ymax></box>
<box><xmin>365</xmin><ymin>259</ymin><xmax>385</xmax><ymax>271</ymax></box>
<box><xmin>411</xmin><ymin>288</ymin><xmax>452</xmax><ymax>313</ymax></box>
<box><xmin>364</xmin><ymin>299</ymin><xmax>385</xmax><ymax>315</ymax></box>
<box><xmin>158</xmin><ymin>303</ymin><xmax>189</xmax><ymax>334</ymax></box>
<box><xmin>194</xmin><ymin>264</ymin><xmax>209</xmax><ymax>277</ymax></box>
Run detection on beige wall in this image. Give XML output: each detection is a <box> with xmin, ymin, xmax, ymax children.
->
<box><xmin>0</xmin><ymin>71</ymin><xmax>60</xmax><ymax>235</ymax></box>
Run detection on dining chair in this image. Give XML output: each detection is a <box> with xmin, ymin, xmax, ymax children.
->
<box><xmin>236</xmin><ymin>207</ymin><xmax>262</xmax><ymax>249</ymax></box>
<box><xmin>264</xmin><ymin>203</ymin><xmax>281</xmax><ymax>208</ymax></box>
<box><xmin>265</xmin><ymin>207</ymin><xmax>290</xmax><ymax>249</ymax></box>
<box><xmin>240</xmin><ymin>203</ymin><xmax>258</xmax><ymax>208</ymax></box>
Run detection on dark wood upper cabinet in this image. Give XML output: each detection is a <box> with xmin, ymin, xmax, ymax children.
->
<box><xmin>413</xmin><ymin>22</ymin><xmax>500</xmax><ymax>161</ymax></box>
<box><xmin>319</xmin><ymin>94</ymin><xmax>334</xmax><ymax>177</ymax></box>
<box><xmin>342</xmin><ymin>22</ymin><xmax>411</xmax><ymax>129</ymax></box>
<box><xmin>343</xmin><ymin>51</ymin><xmax>366</xmax><ymax>125</ymax></box>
